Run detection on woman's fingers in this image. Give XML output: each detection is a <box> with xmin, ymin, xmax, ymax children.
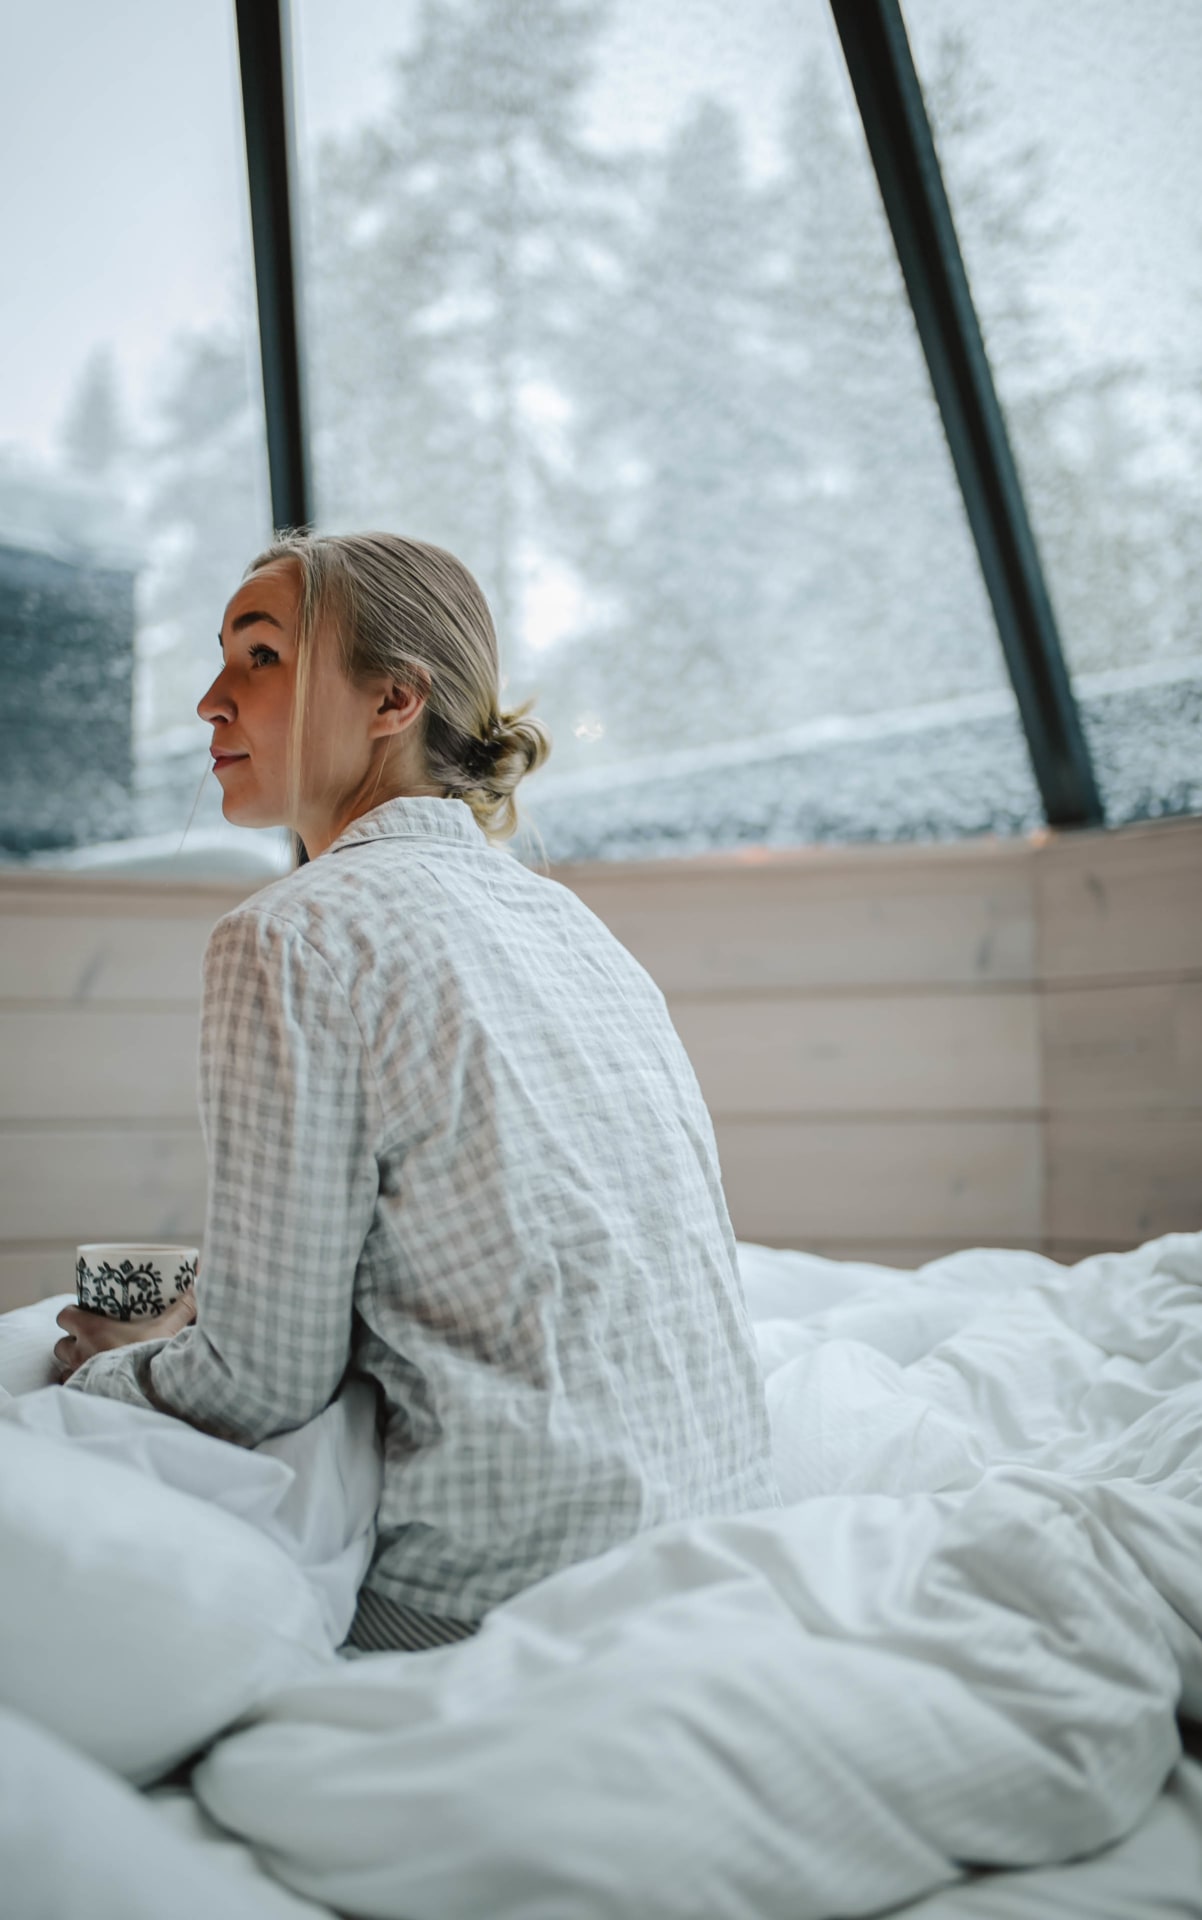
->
<box><xmin>53</xmin><ymin>1304</ymin><xmax>183</xmax><ymax>1376</ymax></box>
<box><xmin>53</xmin><ymin>1334</ymin><xmax>80</xmax><ymax>1379</ymax></box>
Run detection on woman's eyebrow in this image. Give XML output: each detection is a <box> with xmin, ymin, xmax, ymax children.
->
<box><xmin>218</xmin><ymin>609</ymin><xmax>285</xmax><ymax>648</ymax></box>
<box><xmin>230</xmin><ymin>609</ymin><xmax>284</xmax><ymax>634</ymax></box>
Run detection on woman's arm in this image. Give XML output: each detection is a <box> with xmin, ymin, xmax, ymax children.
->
<box><xmin>65</xmin><ymin>908</ymin><xmax>382</xmax><ymax>1445</ymax></box>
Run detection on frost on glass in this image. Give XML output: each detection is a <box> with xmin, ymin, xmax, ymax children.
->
<box><xmin>905</xmin><ymin>0</ymin><xmax>1202</xmax><ymax>830</ymax></box>
<box><xmin>0</xmin><ymin>6</ymin><xmax>276</xmax><ymax>871</ymax></box>
<box><xmin>292</xmin><ymin>0</ymin><xmax>1052</xmax><ymax>861</ymax></box>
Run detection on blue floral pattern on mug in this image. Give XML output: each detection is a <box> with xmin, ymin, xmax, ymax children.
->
<box><xmin>76</xmin><ymin>1253</ymin><xmax>198</xmax><ymax>1321</ymax></box>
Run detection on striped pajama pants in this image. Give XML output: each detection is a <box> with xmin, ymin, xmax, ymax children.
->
<box><xmin>340</xmin><ymin>1584</ymin><xmax>481</xmax><ymax>1656</ymax></box>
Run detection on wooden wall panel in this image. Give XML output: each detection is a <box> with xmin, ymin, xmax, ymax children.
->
<box><xmin>1038</xmin><ymin>819</ymin><xmax>1202</xmax><ymax>983</ymax></box>
<box><xmin>559</xmin><ymin>840</ymin><xmax>1036</xmax><ymax>992</ymax></box>
<box><xmin>0</xmin><ymin>913</ymin><xmax>214</xmax><ymax>1005</ymax></box>
<box><xmin>672</xmin><ymin>990</ymin><xmax>1040</xmax><ymax>1116</ymax></box>
<box><xmin>1045</xmin><ymin>1115</ymin><xmax>1202</xmax><ymax>1245</ymax></box>
<box><xmin>1043</xmin><ymin>1241</ymin><xmax>1145</xmax><ymax>1266</ymax></box>
<box><xmin>1038</xmin><ymin>817</ymin><xmax>1202</xmax><ymax>1253</ymax></box>
<box><xmin>715</xmin><ymin>1117</ymin><xmax>1042</xmax><ymax>1244</ymax></box>
<box><xmin>0</xmin><ymin>1127</ymin><xmax>206</xmax><ymax>1244</ymax></box>
<box><xmin>1042</xmin><ymin>982</ymin><xmax>1202</xmax><ymax>1114</ymax></box>
<box><xmin>0</xmin><ymin>1246</ymin><xmax>80</xmax><ymax>1313</ymax></box>
<box><xmin>1</xmin><ymin>817</ymin><xmax>1199</xmax><ymax>1314</ymax></box>
<box><xmin>741</xmin><ymin>1237</ymin><xmax>1019</xmax><ymax>1270</ymax></box>
<box><xmin>0</xmin><ymin>1011</ymin><xmax>200</xmax><ymax>1122</ymax></box>
<box><xmin>0</xmin><ymin>875</ymin><xmax>261</xmax><ymax>1002</ymax></box>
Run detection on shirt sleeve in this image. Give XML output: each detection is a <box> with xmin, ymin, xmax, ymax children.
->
<box><xmin>67</xmin><ymin>907</ymin><xmax>382</xmax><ymax>1445</ymax></box>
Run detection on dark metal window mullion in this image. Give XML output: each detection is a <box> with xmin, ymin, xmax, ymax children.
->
<box><xmin>234</xmin><ymin>0</ymin><xmax>312</xmax><ymax>535</ymax></box>
<box><xmin>829</xmin><ymin>0</ymin><xmax>1103</xmax><ymax>830</ymax></box>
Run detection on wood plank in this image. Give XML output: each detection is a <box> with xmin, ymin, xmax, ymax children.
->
<box><xmin>1042</xmin><ymin>982</ymin><xmax>1202</xmax><ymax>1113</ymax></box>
<box><xmin>671</xmin><ymin>990</ymin><xmax>1040</xmax><ymax>1115</ymax></box>
<box><xmin>0</xmin><ymin>914</ymin><xmax>214</xmax><ymax>1004</ymax></box>
<box><xmin>1043</xmin><ymin>1239</ymin><xmax>1145</xmax><ymax>1266</ymax></box>
<box><xmin>564</xmin><ymin>854</ymin><xmax>1037</xmax><ymax>994</ymax></box>
<box><xmin>1046</xmin><ymin>1115</ymin><xmax>1202</xmax><ymax>1243</ymax></box>
<box><xmin>0</xmin><ymin>1127</ymin><xmax>206</xmax><ymax>1242</ymax></box>
<box><xmin>1037</xmin><ymin>817</ymin><xmax>1202</xmax><ymax>983</ymax></box>
<box><xmin>0</xmin><ymin>873</ymin><xmax>266</xmax><ymax>915</ymax></box>
<box><xmin>0</xmin><ymin>1246</ymin><xmax>80</xmax><ymax>1313</ymax></box>
<box><xmin>715</xmin><ymin>1117</ymin><xmax>1042</xmax><ymax>1243</ymax></box>
<box><xmin>0</xmin><ymin>1011</ymin><xmax>200</xmax><ymax>1121</ymax></box>
<box><xmin>739</xmin><ymin>1236</ymin><xmax>1043</xmax><ymax>1271</ymax></box>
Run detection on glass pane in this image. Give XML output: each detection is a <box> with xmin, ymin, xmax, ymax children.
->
<box><xmin>0</xmin><ymin>1</ymin><xmax>283</xmax><ymax>876</ymax></box>
<box><xmin>904</xmin><ymin>0</ymin><xmax>1202</xmax><ymax>828</ymax></box>
<box><xmin>291</xmin><ymin>0</ymin><xmax>1042</xmax><ymax>863</ymax></box>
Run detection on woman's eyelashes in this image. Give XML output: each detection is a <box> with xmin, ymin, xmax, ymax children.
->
<box><xmin>247</xmin><ymin>643</ymin><xmax>280</xmax><ymax>667</ymax></box>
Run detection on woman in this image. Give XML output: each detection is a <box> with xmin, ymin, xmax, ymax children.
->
<box><xmin>55</xmin><ymin>530</ymin><xmax>779</xmax><ymax>1654</ymax></box>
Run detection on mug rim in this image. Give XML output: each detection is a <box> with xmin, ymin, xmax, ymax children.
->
<box><xmin>77</xmin><ymin>1243</ymin><xmax>199</xmax><ymax>1257</ymax></box>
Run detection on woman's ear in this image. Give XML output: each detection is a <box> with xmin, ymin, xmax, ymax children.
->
<box><xmin>371</xmin><ymin>680</ymin><xmax>426</xmax><ymax>734</ymax></box>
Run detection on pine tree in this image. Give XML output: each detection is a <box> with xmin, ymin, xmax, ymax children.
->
<box><xmin>922</xmin><ymin>26</ymin><xmax>1197</xmax><ymax>678</ymax></box>
<box><xmin>137</xmin><ymin>327</ymin><xmax>270</xmax><ymax>744</ymax></box>
<box><xmin>306</xmin><ymin>0</ymin><xmax>625</xmax><ymax>675</ymax></box>
<box><xmin>762</xmin><ymin>47</ymin><xmax>1005</xmax><ymax>725</ymax></box>
<box><xmin>550</xmin><ymin>97</ymin><xmax>783</xmax><ymax>765</ymax></box>
<box><xmin>58</xmin><ymin>346</ymin><xmax>128</xmax><ymax>480</ymax></box>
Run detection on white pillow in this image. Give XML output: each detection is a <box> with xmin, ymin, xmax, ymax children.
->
<box><xmin>1</xmin><ymin>1379</ymin><xmax>381</xmax><ymax>1647</ymax></box>
<box><xmin>0</xmin><ymin>1292</ymin><xmax>71</xmax><ymax>1399</ymax></box>
<box><xmin>0</xmin><ymin>1422</ymin><xmax>334</xmax><ymax>1786</ymax></box>
<box><xmin>0</xmin><ymin>1706</ymin><xmax>325</xmax><ymax>1920</ymax></box>
<box><xmin>0</xmin><ymin>1295</ymin><xmax>382</xmax><ymax>1647</ymax></box>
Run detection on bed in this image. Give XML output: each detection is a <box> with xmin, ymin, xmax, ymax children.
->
<box><xmin>2</xmin><ymin>1232</ymin><xmax>1200</xmax><ymax>1918</ymax></box>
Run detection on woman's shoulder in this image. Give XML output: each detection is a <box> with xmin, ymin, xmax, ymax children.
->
<box><xmin>203</xmin><ymin>847</ymin><xmax>446</xmax><ymax>984</ymax></box>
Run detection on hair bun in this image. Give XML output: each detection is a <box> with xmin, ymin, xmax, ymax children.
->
<box><xmin>462</xmin><ymin>722</ymin><xmax>504</xmax><ymax>782</ymax></box>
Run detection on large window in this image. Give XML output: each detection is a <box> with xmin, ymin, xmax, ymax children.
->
<box><xmin>3</xmin><ymin>0</ymin><xmax>1196</xmax><ymax>871</ymax></box>
<box><xmin>0</xmin><ymin>0</ymin><xmax>283</xmax><ymax>874</ymax></box>
<box><xmin>290</xmin><ymin>0</ymin><xmax>1040</xmax><ymax>863</ymax></box>
<box><xmin>904</xmin><ymin>0</ymin><xmax>1202</xmax><ymax>828</ymax></box>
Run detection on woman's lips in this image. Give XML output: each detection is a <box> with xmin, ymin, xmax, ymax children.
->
<box><xmin>212</xmin><ymin>752</ymin><xmax>249</xmax><ymax>770</ymax></box>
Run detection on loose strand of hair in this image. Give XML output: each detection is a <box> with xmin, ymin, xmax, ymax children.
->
<box><xmin>173</xmin><ymin>753</ymin><xmax>214</xmax><ymax>860</ymax></box>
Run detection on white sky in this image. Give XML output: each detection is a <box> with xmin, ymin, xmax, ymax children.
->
<box><xmin>0</xmin><ymin>0</ymin><xmax>1198</xmax><ymax>461</ymax></box>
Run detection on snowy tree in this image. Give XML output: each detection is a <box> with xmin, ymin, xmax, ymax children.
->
<box><xmin>922</xmin><ymin>27</ymin><xmax>1199</xmax><ymax>678</ymax></box>
<box><xmin>548</xmin><ymin>98</ymin><xmax>785</xmax><ymax>763</ymax></box>
<box><xmin>305</xmin><ymin>0</ymin><xmax>627</xmax><ymax>668</ymax></box>
<box><xmin>759</xmin><ymin>48</ymin><xmax>1025</xmax><ymax>722</ymax></box>
<box><xmin>135</xmin><ymin>327</ymin><xmax>270</xmax><ymax>742</ymax></box>
<box><xmin>58</xmin><ymin>346</ymin><xmax>129</xmax><ymax>481</ymax></box>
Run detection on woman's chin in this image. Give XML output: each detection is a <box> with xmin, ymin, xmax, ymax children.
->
<box><xmin>220</xmin><ymin>793</ymin><xmax>276</xmax><ymax>830</ymax></box>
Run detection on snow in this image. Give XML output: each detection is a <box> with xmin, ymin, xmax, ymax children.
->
<box><xmin>517</xmin><ymin>673</ymin><xmax>1202</xmax><ymax>866</ymax></box>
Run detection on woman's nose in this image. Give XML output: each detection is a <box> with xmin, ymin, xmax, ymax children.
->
<box><xmin>197</xmin><ymin>679</ymin><xmax>233</xmax><ymax>724</ymax></box>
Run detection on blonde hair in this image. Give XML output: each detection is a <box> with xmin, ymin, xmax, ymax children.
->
<box><xmin>243</xmin><ymin>530</ymin><xmax>552</xmax><ymax>868</ymax></box>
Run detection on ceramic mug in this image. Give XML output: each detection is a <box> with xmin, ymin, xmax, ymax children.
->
<box><xmin>75</xmin><ymin>1244</ymin><xmax>199</xmax><ymax>1321</ymax></box>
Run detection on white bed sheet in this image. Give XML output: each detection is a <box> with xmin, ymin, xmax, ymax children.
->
<box><xmin>178</xmin><ymin>1232</ymin><xmax>1202</xmax><ymax>1919</ymax></box>
<box><xmin>0</xmin><ymin>1294</ymin><xmax>382</xmax><ymax>1646</ymax></box>
<box><xmin>3</xmin><ymin>1234</ymin><xmax>1201</xmax><ymax>1919</ymax></box>
<box><xmin>139</xmin><ymin>1759</ymin><xmax>1202</xmax><ymax>1920</ymax></box>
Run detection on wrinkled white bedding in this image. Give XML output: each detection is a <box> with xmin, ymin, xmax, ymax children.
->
<box><xmin>2</xmin><ymin>1234</ymin><xmax>1201</xmax><ymax>1919</ymax></box>
<box><xmin>0</xmin><ymin>1297</ymin><xmax>382</xmax><ymax>1646</ymax></box>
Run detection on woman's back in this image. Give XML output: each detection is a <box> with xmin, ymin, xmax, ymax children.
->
<box><xmin>260</xmin><ymin>795</ymin><xmax>778</xmax><ymax>1622</ymax></box>
<box><xmin>70</xmin><ymin>792</ymin><xmax>777</xmax><ymax>1635</ymax></box>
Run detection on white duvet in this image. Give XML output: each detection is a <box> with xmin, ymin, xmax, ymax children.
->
<box><xmin>2</xmin><ymin>1233</ymin><xmax>1201</xmax><ymax>1919</ymax></box>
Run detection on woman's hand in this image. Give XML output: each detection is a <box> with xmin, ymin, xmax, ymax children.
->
<box><xmin>54</xmin><ymin>1290</ymin><xmax>197</xmax><ymax>1383</ymax></box>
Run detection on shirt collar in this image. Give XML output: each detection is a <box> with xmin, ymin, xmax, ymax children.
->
<box><xmin>323</xmin><ymin>794</ymin><xmax>488</xmax><ymax>856</ymax></box>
